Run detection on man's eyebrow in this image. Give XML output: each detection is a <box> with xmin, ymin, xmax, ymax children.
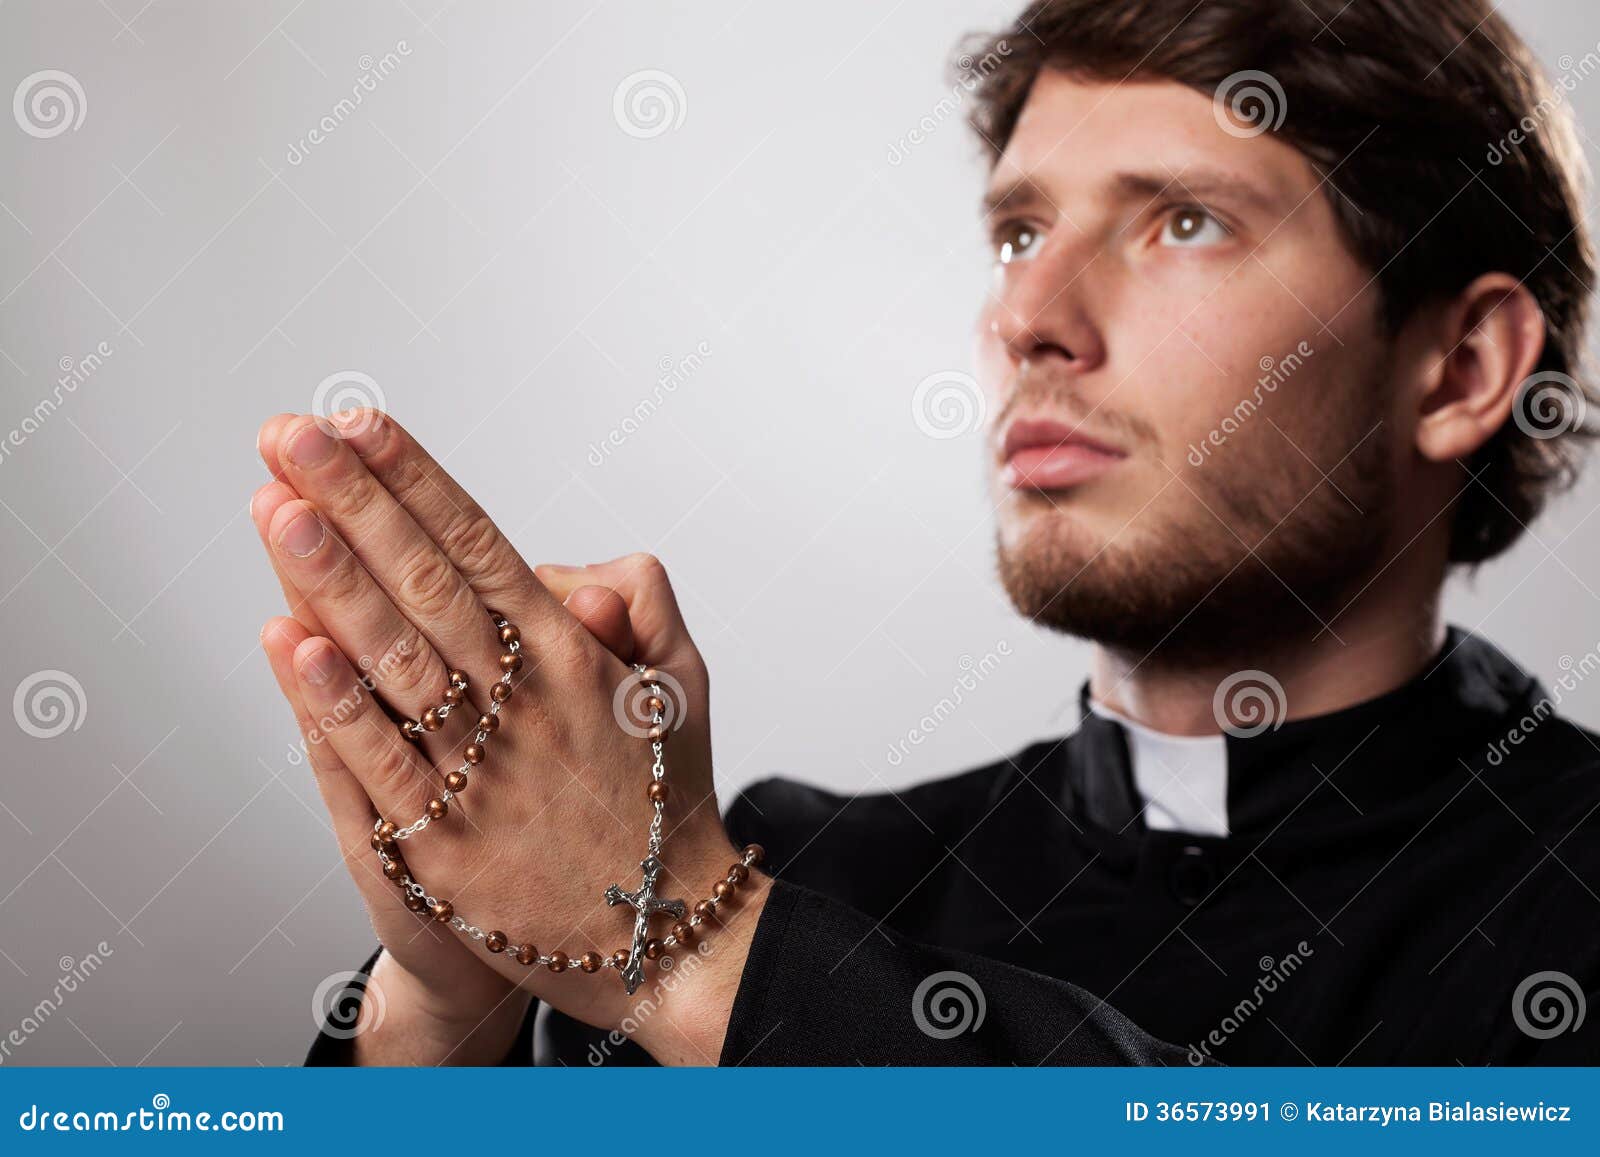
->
<box><xmin>1112</xmin><ymin>167</ymin><xmax>1282</xmax><ymax>214</ymax></box>
<box><xmin>980</xmin><ymin>167</ymin><xmax>1284</xmax><ymax>218</ymax></box>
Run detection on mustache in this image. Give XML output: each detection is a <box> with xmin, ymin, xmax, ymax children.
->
<box><xmin>991</xmin><ymin>371</ymin><xmax>1159</xmax><ymax>453</ymax></box>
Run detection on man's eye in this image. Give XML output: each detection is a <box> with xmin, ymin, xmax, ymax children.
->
<box><xmin>1159</xmin><ymin>206</ymin><xmax>1230</xmax><ymax>248</ymax></box>
<box><xmin>993</xmin><ymin>220</ymin><xmax>1042</xmax><ymax>264</ymax></box>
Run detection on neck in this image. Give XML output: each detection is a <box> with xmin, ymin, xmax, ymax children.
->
<box><xmin>1088</xmin><ymin>570</ymin><xmax>1446</xmax><ymax>738</ymax></box>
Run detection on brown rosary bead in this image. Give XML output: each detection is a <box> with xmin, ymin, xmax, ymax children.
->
<box><xmin>693</xmin><ymin>900</ymin><xmax>717</xmax><ymax>922</ymax></box>
<box><xmin>711</xmin><ymin>880</ymin><xmax>734</xmax><ymax>900</ymax></box>
<box><xmin>500</xmin><ymin>624</ymin><xmax>520</xmax><ymax>646</ymax></box>
<box><xmin>671</xmin><ymin>921</ymin><xmax>694</xmax><ymax>943</ymax></box>
<box><xmin>645</xmin><ymin>695</ymin><xmax>666</xmax><ymax>714</ymax></box>
<box><xmin>485</xmin><ymin>931</ymin><xmax>507</xmax><ymax>953</ymax></box>
<box><xmin>399</xmin><ymin>721</ymin><xmax>420</xmax><ymax>742</ymax></box>
<box><xmin>610</xmin><ymin>949</ymin><xmax>630</xmax><ymax>970</ymax></box>
<box><xmin>547</xmin><ymin>951</ymin><xmax>569</xmax><ymax>973</ymax></box>
<box><xmin>449</xmin><ymin>669</ymin><xmax>468</xmax><ymax>689</ymax></box>
<box><xmin>478</xmin><ymin>713</ymin><xmax>499</xmax><ymax>733</ymax></box>
<box><xmin>377</xmin><ymin>821</ymin><xmax>398</xmax><ymax>842</ymax></box>
<box><xmin>490</xmin><ymin>682</ymin><xmax>513</xmax><ymax>703</ymax></box>
<box><xmin>742</xmin><ymin>843</ymin><xmax>765</xmax><ymax>866</ymax></box>
<box><xmin>579</xmin><ymin>951</ymin><xmax>603</xmax><ymax>973</ymax></box>
<box><xmin>404</xmin><ymin>893</ymin><xmax>428</xmax><ymax>912</ymax></box>
<box><xmin>639</xmin><ymin>668</ymin><xmax>660</xmax><ymax>684</ymax></box>
<box><xmin>500</xmin><ymin>652</ymin><xmax>523</xmax><ymax>673</ymax></box>
<box><xmin>421</xmin><ymin>708</ymin><xmax>443</xmax><ymax>732</ymax></box>
<box><xmin>445</xmin><ymin>771</ymin><xmax>468</xmax><ymax>792</ymax></box>
<box><xmin>647</xmin><ymin>781</ymin><xmax>669</xmax><ymax>804</ymax></box>
<box><xmin>431</xmin><ymin>900</ymin><xmax>453</xmax><ymax>923</ymax></box>
<box><xmin>727</xmin><ymin>863</ymin><xmax>749</xmax><ymax>885</ymax></box>
<box><xmin>426</xmin><ymin>798</ymin><xmax>449</xmax><ymax>820</ymax></box>
<box><xmin>369</xmin><ymin>831</ymin><xmax>389</xmax><ymax>852</ymax></box>
<box><xmin>515</xmin><ymin>944</ymin><xmax>537</xmax><ymax>965</ymax></box>
<box><xmin>464</xmin><ymin>744</ymin><xmax>485</xmax><ymax>765</ymax></box>
<box><xmin>644</xmin><ymin>939</ymin><xmax>664</xmax><ymax>960</ymax></box>
<box><xmin>382</xmin><ymin>859</ymin><xmax>405</xmax><ymax>880</ymax></box>
<box><xmin>443</xmin><ymin>684</ymin><xmax>465</xmax><ymax>705</ymax></box>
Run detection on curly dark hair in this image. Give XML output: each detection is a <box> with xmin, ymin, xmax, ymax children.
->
<box><xmin>962</xmin><ymin>0</ymin><xmax>1595</xmax><ymax>564</ymax></box>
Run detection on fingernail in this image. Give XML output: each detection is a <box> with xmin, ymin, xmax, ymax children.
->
<box><xmin>278</xmin><ymin>510</ymin><xmax>326</xmax><ymax>557</ymax></box>
<box><xmin>300</xmin><ymin>644</ymin><xmax>339</xmax><ymax>686</ymax></box>
<box><xmin>286</xmin><ymin>420</ymin><xmax>337</xmax><ymax>467</ymax></box>
<box><xmin>331</xmin><ymin>410</ymin><xmax>389</xmax><ymax>457</ymax></box>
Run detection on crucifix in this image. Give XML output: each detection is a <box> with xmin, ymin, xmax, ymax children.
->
<box><xmin>605</xmin><ymin>855</ymin><xmax>685</xmax><ymax>994</ymax></box>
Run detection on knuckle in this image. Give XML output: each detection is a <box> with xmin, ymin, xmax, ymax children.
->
<box><xmin>395</xmin><ymin>545</ymin><xmax>464</xmax><ymax>621</ymax></box>
<box><xmin>622</xmin><ymin>551</ymin><xmax>669</xmax><ymax>583</ymax></box>
<box><xmin>319</xmin><ymin>468</ymin><xmax>386</xmax><ymax>527</ymax></box>
<box><xmin>376</xmin><ymin>632</ymin><xmax>439</xmax><ymax>700</ymax></box>
<box><xmin>317</xmin><ymin>546</ymin><xmax>372</xmax><ymax>605</ymax></box>
<box><xmin>383</xmin><ymin>446</ymin><xmax>437</xmax><ymax>509</ymax></box>
<box><xmin>364</xmin><ymin>737</ymin><xmax>430</xmax><ymax>813</ymax></box>
<box><xmin>442</xmin><ymin>511</ymin><xmax>510</xmax><ymax>579</ymax></box>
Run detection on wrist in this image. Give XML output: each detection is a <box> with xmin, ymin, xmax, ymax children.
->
<box><xmin>352</xmin><ymin>950</ymin><xmax>533</xmax><ymax>1066</ymax></box>
<box><xmin>630</xmin><ymin>870</ymin><xmax>773</xmax><ymax>1065</ymax></box>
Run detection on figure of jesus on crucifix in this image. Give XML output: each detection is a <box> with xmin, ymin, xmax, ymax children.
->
<box><xmin>605</xmin><ymin>856</ymin><xmax>686</xmax><ymax>995</ymax></box>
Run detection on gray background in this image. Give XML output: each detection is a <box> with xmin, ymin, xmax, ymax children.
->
<box><xmin>0</xmin><ymin>0</ymin><xmax>1596</xmax><ymax>1065</ymax></box>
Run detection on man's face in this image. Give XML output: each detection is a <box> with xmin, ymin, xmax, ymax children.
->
<box><xmin>978</xmin><ymin>70</ymin><xmax>1397</xmax><ymax>660</ymax></box>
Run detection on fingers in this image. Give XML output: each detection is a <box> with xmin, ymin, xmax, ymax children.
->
<box><xmin>250</xmin><ymin>480</ymin><xmax>329</xmax><ymax>636</ymax></box>
<box><xmin>289</xmin><ymin>631</ymin><xmax>439</xmax><ymax>824</ymax></box>
<box><xmin>534</xmin><ymin>554</ymin><xmax>698</xmax><ymax>672</ymax></box>
<box><xmin>273</xmin><ymin>416</ymin><xmax>524</xmax><ymax>688</ymax></box>
<box><xmin>320</xmin><ymin>410</ymin><xmax>560</xmax><ymax>628</ymax></box>
<box><xmin>257</xmin><ymin>412</ymin><xmax>297</xmax><ymax>479</ymax></box>
<box><xmin>260</xmin><ymin>618</ymin><xmax>383</xmax><ymax>878</ymax></box>
<box><xmin>561</xmin><ymin>586</ymin><xmax>635</xmax><ymax>663</ymax></box>
<box><xmin>265</xmin><ymin>496</ymin><xmax>477</xmax><ymax>766</ymax></box>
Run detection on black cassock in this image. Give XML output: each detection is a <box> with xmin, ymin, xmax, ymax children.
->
<box><xmin>310</xmin><ymin>628</ymin><xmax>1600</xmax><ymax>1065</ymax></box>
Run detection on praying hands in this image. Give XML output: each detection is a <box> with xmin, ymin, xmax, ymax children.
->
<box><xmin>251</xmin><ymin>410</ymin><xmax>769</xmax><ymax>1066</ymax></box>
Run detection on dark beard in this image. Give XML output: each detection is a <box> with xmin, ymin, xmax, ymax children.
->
<box><xmin>996</xmin><ymin>419</ymin><xmax>1392</xmax><ymax>667</ymax></box>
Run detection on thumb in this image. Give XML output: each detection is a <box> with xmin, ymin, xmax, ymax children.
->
<box><xmin>534</xmin><ymin>553</ymin><xmax>699</xmax><ymax>672</ymax></box>
<box><xmin>561</xmin><ymin>584</ymin><xmax>635</xmax><ymax>663</ymax></box>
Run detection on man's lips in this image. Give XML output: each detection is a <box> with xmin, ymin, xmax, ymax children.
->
<box><xmin>999</xmin><ymin>417</ymin><xmax>1127</xmax><ymax>491</ymax></box>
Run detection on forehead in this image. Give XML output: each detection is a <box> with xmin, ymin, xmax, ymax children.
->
<box><xmin>989</xmin><ymin>69</ymin><xmax>1317</xmax><ymax>208</ymax></box>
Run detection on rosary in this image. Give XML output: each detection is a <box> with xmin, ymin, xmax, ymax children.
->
<box><xmin>369</xmin><ymin>611</ymin><xmax>763</xmax><ymax>995</ymax></box>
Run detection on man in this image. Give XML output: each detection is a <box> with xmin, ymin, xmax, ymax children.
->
<box><xmin>265</xmin><ymin>0</ymin><xmax>1600</xmax><ymax>1065</ymax></box>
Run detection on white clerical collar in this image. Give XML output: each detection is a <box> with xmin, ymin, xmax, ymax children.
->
<box><xmin>1087</xmin><ymin>700</ymin><xmax>1230</xmax><ymax>838</ymax></box>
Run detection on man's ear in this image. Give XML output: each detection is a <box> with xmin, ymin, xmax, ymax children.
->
<box><xmin>1413</xmin><ymin>273</ymin><xmax>1546</xmax><ymax>463</ymax></box>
